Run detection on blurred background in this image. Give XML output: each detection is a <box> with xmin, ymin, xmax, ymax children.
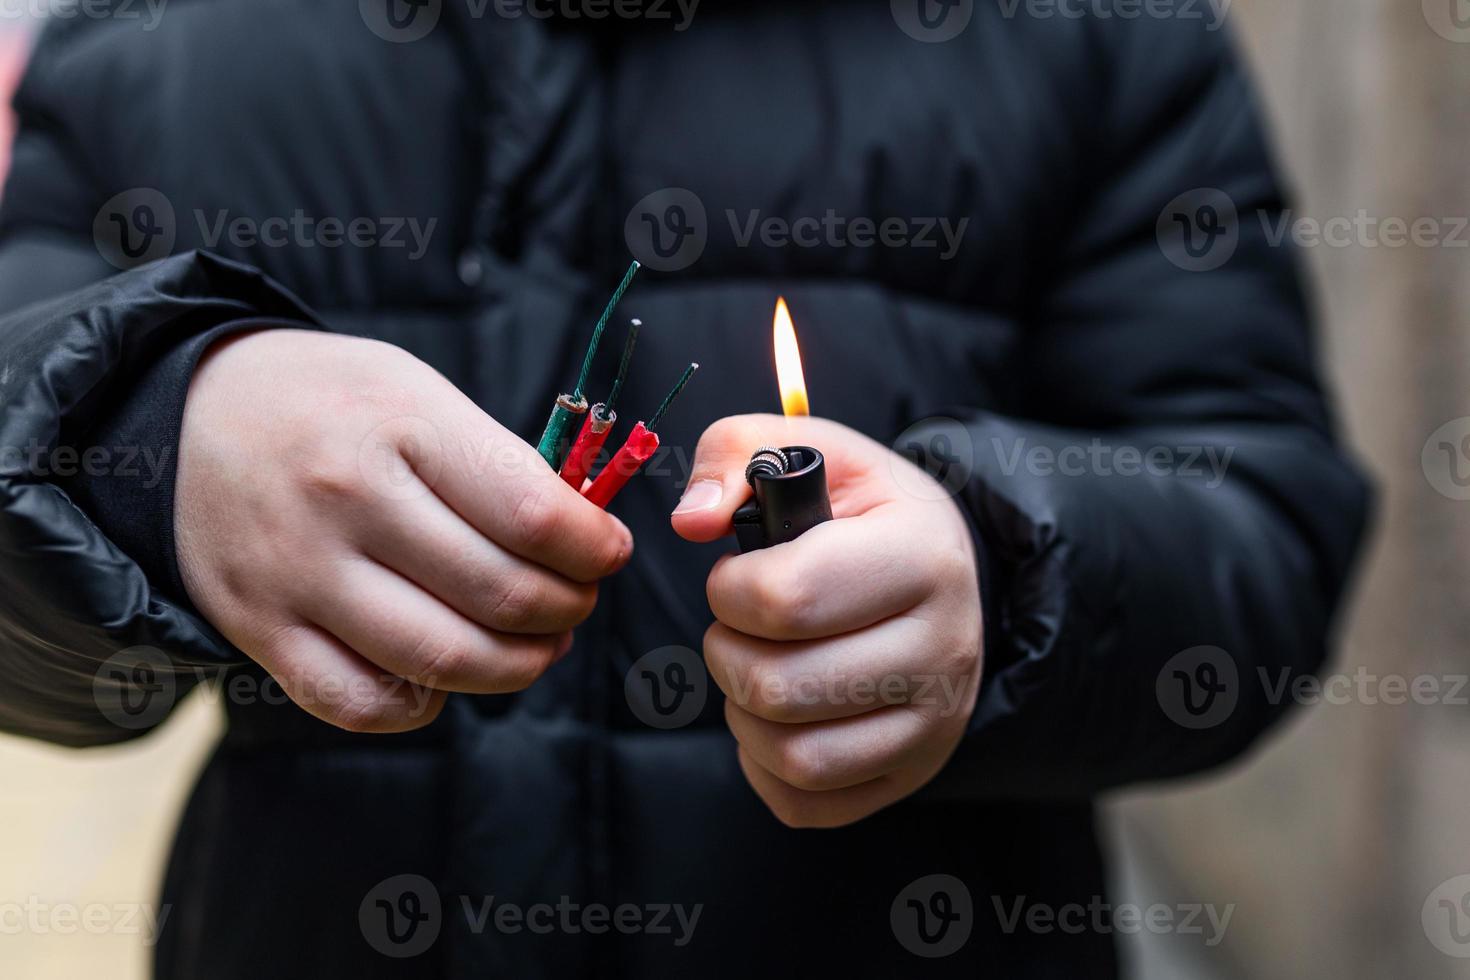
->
<box><xmin>0</xmin><ymin>1</ymin><xmax>1466</xmax><ymax>977</ymax></box>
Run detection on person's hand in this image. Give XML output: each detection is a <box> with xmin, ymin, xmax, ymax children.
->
<box><xmin>671</xmin><ymin>414</ymin><xmax>982</xmax><ymax>827</ymax></box>
<box><xmin>175</xmin><ymin>329</ymin><xmax>632</xmax><ymax>733</ymax></box>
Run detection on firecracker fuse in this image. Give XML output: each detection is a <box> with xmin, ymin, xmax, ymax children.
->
<box><xmin>559</xmin><ymin>319</ymin><xmax>640</xmax><ymax>490</ymax></box>
<box><xmin>583</xmin><ymin>362</ymin><xmax>699</xmax><ymax>509</ymax></box>
<box><xmin>536</xmin><ymin>260</ymin><xmax>640</xmax><ymax>469</ymax></box>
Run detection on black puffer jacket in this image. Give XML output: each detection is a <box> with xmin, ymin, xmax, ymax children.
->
<box><xmin>0</xmin><ymin>3</ymin><xmax>1368</xmax><ymax>977</ymax></box>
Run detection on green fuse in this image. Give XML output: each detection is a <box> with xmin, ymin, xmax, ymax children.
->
<box><xmin>536</xmin><ymin>259</ymin><xmax>640</xmax><ymax>470</ymax></box>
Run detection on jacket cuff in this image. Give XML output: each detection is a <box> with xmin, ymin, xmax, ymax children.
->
<box><xmin>60</xmin><ymin>319</ymin><xmax>297</xmax><ymax>606</ymax></box>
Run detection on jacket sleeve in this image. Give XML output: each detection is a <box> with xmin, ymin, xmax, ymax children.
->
<box><xmin>919</xmin><ymin>23</ymin><xmax>1371</xmax><ymax>798</ymax></box>
<box><xmin>0</xmin><ymin>251</ymin><xmax>321</xmax><ymax>747</ymax></box>
<box><xmin>0</xmin><ymin>23</ymin><xmax>326</xmax><ymax>747</ymax></box>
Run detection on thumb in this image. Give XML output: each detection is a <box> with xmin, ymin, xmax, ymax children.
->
<box><xmin>671</xmin><ymin>413</ymin><xmax>788</xmax><ymax>543</ymax></box>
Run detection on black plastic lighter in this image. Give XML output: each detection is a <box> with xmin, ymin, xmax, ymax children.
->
<box><xmin>733</xmin><ymin>446</ymin><xmax>833</xmax><ymax>552</ymax></box>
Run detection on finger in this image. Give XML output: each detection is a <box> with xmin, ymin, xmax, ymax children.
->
<box><xmin>725</xmin><ymin>699</ymin><xmax>929</xmax><ymax>793</ymax></box>
<box><xmin>250</xmin><ymin>622</ymin><xmax>447</xmax><ymax>734</ymax></box>
<box><xmin>360</xmin><ymin>474</ymin><xmax>598</xmax><ymax>634</ymax></box>
<box><xmin>386</xmin><ymin>399</ymin><xmax>635</xmax><ymax>582</ymax></box>
<box><xmin>301</xmin><ymin>556</ymin><xmax>567</xmax><ymax>694</ymax></box>
<box><xmin>671</xmin><ymin>413</ymin><xmax>885</xmax><ymax>543</ymax></box>
<box><xmin>706</xmin><ymin>507</ymin><xmax>964</xmax><ymax>641</ymax></box>
<box><xmin>703</xmin><ymin>617</ymin><xmax>960</xmax><ymax>723</ymax></box>
<box><xmin>736</xmin><ymin>745</ymin><xmax>904</xmax><ymax>829</ymax></box>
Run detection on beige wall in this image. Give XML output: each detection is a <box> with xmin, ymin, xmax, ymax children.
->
<box><xmin>0</xmin><ymin>697</ymin><xmax>219</xmax><ymax>979</ymax></box>
<box><xmin>1110</xmin><ymin>1</ymin><xmax>1470</xmax><ymax>977</ymax></box>
<box><xmin>2</xmin><ymin>3</ymin><xmax>1466</xmax><ymax>978</ymax></box>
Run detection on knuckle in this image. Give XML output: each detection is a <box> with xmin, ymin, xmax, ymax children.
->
<box><xmin>752</xmin><ymin>565</ymin><xmax>811</xmax><ymax>635</ymax></box>
<box><xmin>930</xmin><ymin>544</ymin><xmax>974</xmax><ymax>589</ymax></box>
<box><xmin>738</xmin><ymin>661</ymin><xmax>785</xmax><ymax>717</ymax></box>
<box><xmin>298</xmin><ymin>454</ymin><xmax>365</xmax><ymax>506</ymax></box>
<box><xmin>484</xmin><ymin>573</ymin><xmax>542</xmax><ymax>632</ymax></box>
<box><xmin>409</xmin><ymin>629</ymin><xmax>469</xmax><ymax>685</ymax></box>
<box><xmin>692</xmin><ymin>416</ymin><xmax>739</xmax><ymax>458</ymax></box>
<box><xmin>774</xmin><ymin>730</ymin><xmax>826</xmax><ymax>790</ymax></box>
<box><xmin>508</xmin><ymin>484</ymin><xmax>560</xmax><ymax>551</ymax></box>
<box><xmin>755</xmin><ymin>680</ymin><xmax>803</xmax><ymax>723</ymax></box>
<box><xmin>587</xmin><ymin>525</ymin><xmax>628</xmax><ymax>577</ymax></box>
<box><xmin>329</xmin><ymin>692</ymin><xmax>399</xmax><ymax>734</ymax></box>
<box><xmin>704</xmin><ymin>627</ymin><xmax>757</xmax><ymax>708</ymax></box>
<box><xmin>349</xmin><ymin>379</ymin><xmax>418</xmax><ymax>419</ymax></box>
<box><xmin>696</xmin><ymin>414</ymin><xmax>759</xmax><ymax>455</ymax></box>
<box><xmin>702</xmin><ymin>623</ymin><xmax>733</xmax><ymax>689</ymax></box>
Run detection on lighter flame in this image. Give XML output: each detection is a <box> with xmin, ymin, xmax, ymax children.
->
<box><xmin>773</xmin><ymin>296</ymin><xmax>809</xmax><ymax>417</ymax></box>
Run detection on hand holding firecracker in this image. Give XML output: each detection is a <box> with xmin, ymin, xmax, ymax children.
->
<box><xmin>173</xmin><ymin>330</ymin><xmax>635</xmax><ymax>733</ymax></box>
<box><xmin>668</xmin><ymin>298</ymin><xmax>984</xmax><ymax>828</ymax></box>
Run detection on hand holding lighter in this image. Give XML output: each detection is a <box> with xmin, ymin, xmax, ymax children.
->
<box><xmin>733</xmin><ymin>445</ymin><xmax>833</xmax><ymax>552</ymax></box>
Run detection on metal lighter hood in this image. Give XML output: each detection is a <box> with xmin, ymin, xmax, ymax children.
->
<box><xmin>733</xmin><ymin>445</ymin><xmax>833</xmax><ymax>552</ymax></box>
